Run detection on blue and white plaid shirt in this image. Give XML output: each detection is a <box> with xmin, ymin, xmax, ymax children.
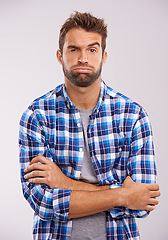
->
<box><xmin>19</xmin><ymin>80</ymin><xmax>157</xmax><ymax>240</ymax></box>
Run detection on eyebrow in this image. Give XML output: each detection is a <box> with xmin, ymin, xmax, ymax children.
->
<box><xmin>67</xmin><ymin>42</ymin><xmax>101</xmax><ymax>49</ymax></box>
<box><xmin>67</xmin><ymin>45</ymin><xmax>80</xmax><ymax>50</ymax></box>
<box><xmin>88</xmin><ymin>42</ymin><xmax>100</xmax><ymax>48</ymax></box>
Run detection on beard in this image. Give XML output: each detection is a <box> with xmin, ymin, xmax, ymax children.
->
<box><xmin>62</xmin><ymin>62</ymin><xmax>102</xmax><ymax>87</ymax></box>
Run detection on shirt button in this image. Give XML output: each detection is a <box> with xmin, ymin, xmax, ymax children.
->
<box><xmin>79</xmin><ymin>148</ymin><xmax>83</xmax><ymax>152</ymax></box>
<box><xmin>77</xmin><ymin>123</ymin><xmax>81</xmax><ymax>127</ymax></box>
<box><xmin>119</xmin><ymin>147</ymin><xmax>122</xmax><ymax>152</ymax></box>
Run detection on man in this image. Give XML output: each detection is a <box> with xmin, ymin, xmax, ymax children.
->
<box><xmin>19</xmin><ymin>12</ymin><xmax>160</xmax><ymax>240</ymax></box>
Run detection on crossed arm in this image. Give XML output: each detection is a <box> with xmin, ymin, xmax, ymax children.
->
<box><xmin>24</xmin><ymin>155</ymin><xmax>160</xmax><ymax>219</ymax></box>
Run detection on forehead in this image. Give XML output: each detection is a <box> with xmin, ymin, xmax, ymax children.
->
<box><xmin>63</xmin><ymin>28</ymin><xmax>102</xmax><ymax>48</ymax></box>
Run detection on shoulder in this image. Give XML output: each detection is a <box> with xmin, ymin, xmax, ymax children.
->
<box><xmin>102</xmin><ymin>82</ymin><xmax>150</xmax><ymax>130</ymax></box>
<box><xmin>30</xmin><ymin>84</ymin><xmax>63</xmax><ymax>111</ymax></box>
<box><xmin>105</xmin><ymin>84</ymin><xmax>147</xmax><ymax>117</ymax></box>
<box><xmin>20</xmin><ymin>84</ymin><xmax>64</xmax><ymax>125</ymax></box>
<box><xmin>103</xmin><ymin>83</ymin><xmax>152</xmax><ymax>137</ymax></box>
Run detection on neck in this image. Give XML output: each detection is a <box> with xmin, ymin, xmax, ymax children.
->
<box><xmin>64</xmin><ymin>77</ymin><xmax>101</xmax><ymax>110</ymax></box>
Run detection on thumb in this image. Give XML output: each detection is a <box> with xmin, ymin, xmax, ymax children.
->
<box><xmin>123</xmin><ymin>176</ymin><xmax>133</xmax><ymax>187</ymax></box>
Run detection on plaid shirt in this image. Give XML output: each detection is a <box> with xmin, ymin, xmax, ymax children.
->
<box><xmin>19</xmin><ymin>80</ymin><xmax>157</xmax><ymax>240</ymax></box>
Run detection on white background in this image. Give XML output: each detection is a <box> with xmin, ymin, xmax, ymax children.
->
<box><xmin>0</xmin><ymin>0</ymin><xmax>167</xmax><ymax>239</ymax></box>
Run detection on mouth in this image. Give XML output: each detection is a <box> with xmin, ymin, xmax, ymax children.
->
<box><xmin>73</xmin><ymin>67</ymin><xmax>92</xmax><ymax>73</ymax></box>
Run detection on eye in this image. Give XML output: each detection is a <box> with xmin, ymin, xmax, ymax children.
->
<box><xmin>70</xmin><ymin>48</ymin><xmax>77</xmax><ymax>52</ymax></box>
<box><xmin>89</xmin><ymin>48</ymin><xmax>97</xmax><ymax>53</ymax></box>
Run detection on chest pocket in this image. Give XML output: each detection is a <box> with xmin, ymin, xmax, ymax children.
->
<box><xmin>90</xmin><ymin>123</ymin><xmax>129</xmax><ymax>184</ymax></box>
<box><xmin>107</xmin><ymin>129</ymin><xmax>130</xmax><ymax>183</ymax></box>
<box><xmin>100</xmin><ymin>129</ymin><xmax>124</xmax><ymax>165</ymax></box>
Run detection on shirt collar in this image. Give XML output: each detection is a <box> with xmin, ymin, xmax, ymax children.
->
<box><xmin>62</xmin><ymin>80</ymin><xmax>108</xmax><ymax>113</ymax></box>
<box><xmin>62</xmin><ymin>84</ymin><xmax>76</xmax><ymax>110</ymax></box>
<box><xmin>93</xmin><ymin>80</ymin><xmax>108</xmax><ymax>114</ymax></box>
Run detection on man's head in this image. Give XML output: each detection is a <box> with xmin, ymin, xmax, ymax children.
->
<box><xmin>59</xmin><ymin>11</ymin><xmax>107</xmax><ymax>55</ymax></box>
<box><xmin>57</xmin><ymin>12</ymin><xmax>108</xmax><ymax>88</ymax></box>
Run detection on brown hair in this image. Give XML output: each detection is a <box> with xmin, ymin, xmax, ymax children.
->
<box><xmin>59</xmin><ymin>11</ymin><xmax>107</xmax><ymax>54</ymax></box>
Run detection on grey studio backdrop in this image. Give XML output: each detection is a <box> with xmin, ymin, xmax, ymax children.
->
<box><xmin>0</xmin><ymin>0</ymin><xmax>167</xmax><ymax>239</ymax></box>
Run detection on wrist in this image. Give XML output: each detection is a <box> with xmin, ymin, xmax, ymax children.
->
<box><xmin>99</xmin><ymin>185</ymin><xmax>110</xmax><ymax>190</ymax></box>
<box><xmin>66</xmin><ymin>177</ymin><xmax>74</xmax><ymax>190</ymax></box>
<box><xmin>116</xmin><ymin>187</ymin><xmax>126</xmax><ymax>207</ymax></box>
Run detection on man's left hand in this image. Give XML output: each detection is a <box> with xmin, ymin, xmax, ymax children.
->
<box><xmin>24</xmin><ymin>155</ymin><xmax>72</xmax><ymax>189</ymax></box>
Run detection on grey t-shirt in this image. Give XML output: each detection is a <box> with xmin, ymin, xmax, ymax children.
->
<box><xmin>70</xmin><ymin>109</ymin><xmax>107</xmax><ymax>240</ymax></box>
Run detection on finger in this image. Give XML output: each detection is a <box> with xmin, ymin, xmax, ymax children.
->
<box><xmin>148</xmin><ymin>198</ymin><xmax>159</xmax><ymax>206</ymax></box>
<box><xmin>30</xmin><ymin>155</ymin><xmax>50</xmax><ymax>165</ymax></box>
<box><xmin>144</xmin><ymin>205</ymin><xmax>156</xmax><ymax>211</ymax></box>
<box><xmin>24</xmin><ymin>163</ymin><xmax>46</xmax><ymax>173</ymax></box>
<box><xmin>24</xmin><ymin>170</ymin><xmax>45</xmax><ymax>179</ymax></box>
<box><xmin>28</xmin><ymin>177</ymin><xmax>47</xmax><ymax>184</ymax></box>
<box><xmin>147</xmin><ymin>183</ymin><xmax>160</xmax><ymax>191</ymax></box>
<box><xmin>150</xmin><ymin>190</ymin><xmax>161</xmax><ymax>198</ymax></box>
<box><xmin>125</xmin><ymin>176</ymin><xmax>133</xmax><ymax>182</ymax></box>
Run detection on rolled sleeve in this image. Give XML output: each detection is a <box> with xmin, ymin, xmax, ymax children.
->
<box><xmin>128</xmin><ymin>107</ymin><xmax>157</xmax><ymax>184</ymax></box>
<box><xmin>53</xmin><ymin>189</ymin><xmax>72</xmax><ymax>222</ymax></box>
<box><xmin>109</xmin><ymin>107</ymin><xmax>157</xmax><ymax>219</ymax></box>
<box><xmin>19</xmin><ymin>108</ymin><xmax>71</xmax><ymax>223</ymax></box>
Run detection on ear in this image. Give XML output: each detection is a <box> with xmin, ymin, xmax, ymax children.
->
<box><xmin>102</xmin><ymin>51</ymin><xmax>107</xmax><ymax>66</ymax></box>
<box><xmin>56</xmin><ymin>50</ymin><xmax>63</xmax><ymax>65</ymax></box>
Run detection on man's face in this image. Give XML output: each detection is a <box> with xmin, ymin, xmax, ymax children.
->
<box><xmin>57</xmin><ymin>28</ymin><xmax>107</xmax><ymax>87</ymax></box>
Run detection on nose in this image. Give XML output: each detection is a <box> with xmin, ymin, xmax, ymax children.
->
<box><xmin>78</xmin><ymin>50</ymin><xmax>88</xmax><ymax>64</ymax></box>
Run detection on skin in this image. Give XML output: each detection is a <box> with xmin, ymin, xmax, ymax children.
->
<box><xmin>57</xmin><ymin>28</ymin><xmax>107</xmax><ymax>109</ymax></box>
<box><xmin>24</xmin><ymin>28</ymin><xmax>160</xmax><ymax>219</ymax></box>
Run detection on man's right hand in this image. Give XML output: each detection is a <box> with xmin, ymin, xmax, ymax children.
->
<box><xmin>121</xmin><ymin>176</ymin><xmax>160</xmax><ymax>211</ymax></box>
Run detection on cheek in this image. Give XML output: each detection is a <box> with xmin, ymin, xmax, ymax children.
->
<box><xmin>92</xmin><ymin>57</ymin><xmax>102</xmax><ymax>69</ymax></box>
<box><xmin>63</xmin><ymin>55</ymin><xmax>77</xmax><ymax>68</ymax></box>
<box><xmin>90</xmin><ymin>53</ymin><xmax>102</xmax><ymax>64</ymax></box>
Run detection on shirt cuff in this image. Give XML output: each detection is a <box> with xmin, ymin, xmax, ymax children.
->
<box><xmin>53</xmin><ymin>188</ymin><xmax>72</xmax><ymax>222</ymax></box>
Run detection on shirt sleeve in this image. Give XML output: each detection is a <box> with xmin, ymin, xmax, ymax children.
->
<box><xmin>109</xmin><ymin>107</ymin><xmax>157</xmax><ymax>219</ymax></box>
<box><xmin>19</xmin><ymin>107</ymin><xmax>72</xmax><ymax>223</ymax></box>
